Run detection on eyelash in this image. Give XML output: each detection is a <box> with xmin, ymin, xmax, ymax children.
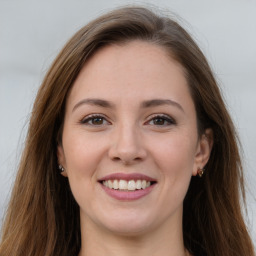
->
<box><xmin>80</xmin><ymin>114</ymin><xmax>176</xmax><ymax>127</ymax></box>
<box><xmin>146</xmin><ymin>114</ymin><xmax>176</xmax><ymax>126</ymax></box>
<box><xmin>80</xmin><ymin>114</ymin><xmax>110</xmax><ymax>126</ymax></box>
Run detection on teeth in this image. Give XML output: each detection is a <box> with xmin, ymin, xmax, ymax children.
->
<box><xmin>113</xmin><ymin>180</ymin><xmax>118</xmax><ymax>190</ymax></box>
<box><xmin>141</xmin><ymin>180</ymin><xmax>147</xmax><ymax>189</ymax></box>
<box><xmin>128</xmin><ymin>180</ymin><xmax>136</xmax><ymax>190</ymax></box>
<box><xmin>119</xmin><ymin>180</ymin><xmax>127</xmax><ymax>190</ymax></box>
<box><xmin>136</xmin><ymin>180</ymin><xmax>142</xmax><ymax>189</ymax></box>
<box><xmin>108</xmin><ymin>180</ymin><xmax>113</xmax><ymax>189</ymax></box>
<box><xmin>103</xmin><ymin>179</ymin><xmax>152</xmax><ymax>191</ymax></box>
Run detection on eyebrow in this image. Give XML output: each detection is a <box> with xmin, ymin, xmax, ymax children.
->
<box><xmin>72</xmin><ymin>98</ymin><xmax>184</xmax><ymax>112</ymax></box>
<box><xmin>141</xmin><ymin>99</ymin><xmax>184</xmax><ymax>112</ymax></box>
<box><xmin>72</xmin><ymin>98</ymin><xmax>114</xmax><ymax>112</ymax></box>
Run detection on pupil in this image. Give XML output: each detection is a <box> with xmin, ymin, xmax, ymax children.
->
<box><xmin>154</xmin><ymin>118</ymin><xmax>164</xmax><ymax>125</ymax></box>
<box><xmin>92</xmin><ymin>118</ymin><xmax>103</xmax><ymax>125</ymax></box>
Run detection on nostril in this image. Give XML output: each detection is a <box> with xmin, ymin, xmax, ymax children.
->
<box><xmin>112</xmin><ymin>157</ymin><xmax>121</xmax><ymax>162</ymax></box>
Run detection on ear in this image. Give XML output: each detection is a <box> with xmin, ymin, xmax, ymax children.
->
<box><xmin>192</xmin><ymin>128</ymin><xmax>213</xmax><ymax>176</ymax></box>
<box><xmin>57</xmin><ymin>144</ymin><xmax>68</xmax><ymax>177</ymax></box>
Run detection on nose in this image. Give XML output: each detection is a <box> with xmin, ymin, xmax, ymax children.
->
<box><xmin>108</xmin><ymin>123</ymin><xmax>147</xmax><ymax>165</ymax></box>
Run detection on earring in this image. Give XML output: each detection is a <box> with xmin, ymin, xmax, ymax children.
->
<box><xmin>58</xmin><ymin>164</ymin><xmax>65</xmax><ymax>173</ymax></box>
<box><xmin>197</xmin><ymin>167</ymin><xmax>204</xmax><ymax>178</ymax></box>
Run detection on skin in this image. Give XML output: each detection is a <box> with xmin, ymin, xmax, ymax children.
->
<box><xmin>58</xmin><ymin>41</ymin><xmax>213</xmax><ymax>256</ymax></box>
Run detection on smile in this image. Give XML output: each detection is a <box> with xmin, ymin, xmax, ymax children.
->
<box><xmin>102</xmin><ymin>179</ymin><xmax>152</xmax><ymax>191</ymax></box>
<box><xmin>99</xmin><ymin>173</ymin><xmax>157</xmax><ymax>200</ymax></box>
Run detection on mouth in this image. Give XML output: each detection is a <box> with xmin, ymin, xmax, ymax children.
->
<box><xmin>98</xmin><ymin>173</ymin><xmax>157</xmax><ymax>200</ymax></box>
<box><xmin>100</xmin><ymin>179</ymin><xmax>156</xmax><ymax>191</ymax></box>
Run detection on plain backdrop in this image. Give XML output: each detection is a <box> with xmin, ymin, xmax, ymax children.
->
<box><xmin>0</xmin><ymin>0</ymin><xmax>255</xmax><ymax>247</ymax></box>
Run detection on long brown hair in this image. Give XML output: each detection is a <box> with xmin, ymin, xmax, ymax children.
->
<box><xmin>0</xmin><ymin>6</ymin><xmax>254</xmax><ymax>256</ymax></box>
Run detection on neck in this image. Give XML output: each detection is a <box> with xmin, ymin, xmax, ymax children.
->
<box><xmin>78</xmin><ymin>210</ymin><xmax>188</xmax><ymax>256</ymax></box>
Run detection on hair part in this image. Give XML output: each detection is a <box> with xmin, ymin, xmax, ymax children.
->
<box><xmin>0</xmin><ymin>6</ymin><xmax>254</xmax><ymax>256</ymax></box>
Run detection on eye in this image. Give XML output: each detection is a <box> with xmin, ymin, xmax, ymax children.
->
<box><xmin>80</xmin><ymin>114</ymin><xmax>110</xmax><ymax>126</ymax></box>
<box><xmin>146</xmin><ymin>114</ymin><xmax>176</xmax><ymax>126</ymax></box>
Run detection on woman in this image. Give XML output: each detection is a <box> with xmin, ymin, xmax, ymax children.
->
<box><xmin>0</xmin><ymin>6</ymin><xmax>254</xmax><ymax>256</ymax></box>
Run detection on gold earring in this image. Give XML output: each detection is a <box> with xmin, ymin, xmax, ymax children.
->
<box><xmin>197</xmin><ymin>167</ymin><xmax>204</xmax><ymax>178</ymax></box>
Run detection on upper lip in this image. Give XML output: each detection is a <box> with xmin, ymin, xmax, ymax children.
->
<box><xmin>98</xmin><ymin>173</ymin><xmax>157</xmax><ymax>182</ymax></box>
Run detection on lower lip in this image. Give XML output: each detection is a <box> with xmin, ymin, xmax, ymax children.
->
<box><xmin>100</xmin><ymin>183</ymin><xmax>156</xmax><ymax>201</ymax></box>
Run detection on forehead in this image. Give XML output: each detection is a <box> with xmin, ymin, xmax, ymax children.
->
<box><xmin>67</xmin><ymin>40</ymin><xmax>191</xmax><ymax>107</ymax></box>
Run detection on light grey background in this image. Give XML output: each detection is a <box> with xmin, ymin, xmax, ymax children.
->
<box><xmin>0</xmin><ymin>0</ymin><xmax>255</xmax><ymax>247</ymax></box>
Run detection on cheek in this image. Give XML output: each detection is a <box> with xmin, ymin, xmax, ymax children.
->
<box><xmin>153</xmin><ymin>132</ymin><xmax>197</xmax><ymax>171</ymax></box>
<box><xmin>150</xmin><ymin>132</ymin><xmax>197</xmax><ymax>197</ymax></box>
<box><xmin>62</xmin><ymin>130</ymin><xmax>105</xmax><ymax>180</ymax></box>
<box><xmin>61</xmin><ymin>132</ymin><xmax>103</xmax><ymax>208</ymax></box>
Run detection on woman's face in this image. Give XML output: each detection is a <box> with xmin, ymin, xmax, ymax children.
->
<box><xmin>58</xmin><ymin>41</ymin><xmax>212</xmax><ymax>236</ymax></box>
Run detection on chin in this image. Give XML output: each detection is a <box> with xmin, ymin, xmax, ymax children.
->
<box><xmin>92</xmin><ymin>209</ymin><xmax>156</xmax><ymax>236</ymax></box>
<box><xmin>104</xmin><ymin>221</ymin><xmax>152</xmax><ymax>237</ymax></box>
